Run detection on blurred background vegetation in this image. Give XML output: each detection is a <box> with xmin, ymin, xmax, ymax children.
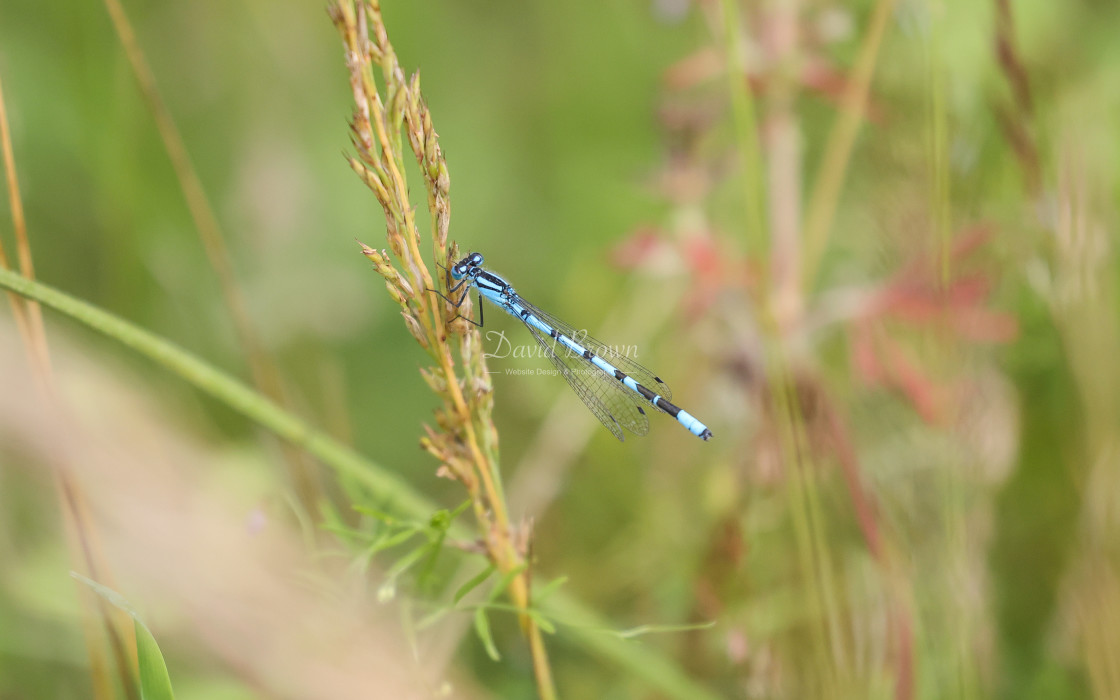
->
<box><xmin>2</xmin><ymin>0</ymin><xmax>1119</xmax><ymax>698</ymax></box>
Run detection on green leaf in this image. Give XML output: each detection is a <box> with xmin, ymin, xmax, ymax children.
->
<box><xmin>370</xmin><ymin>526</ymin><xmax>422</xmax><ymax>554</ymax></box>
<box><xmin>453</xmin><ymin>564</ymin><xmax>496</xmax><ymax>604</ymax></box>
<box><xmin>71</xmin><ymin>573</ymin><xmax>175</xmax><ymax>699</ymax></box>
<box><xmin>72</xmin><ymin>572</ymin><xmax>138</xmax><ymax>616</ymax></box>
<box><xmin>385</xmin><ymin>542</ymin><xmax>431</xmax><ymax>581</ymax></box>
<box><xmin>528</xmin><ymin>609</ymin><xmax>557</xmax><ymax>635</ymax></box>
<box><xmin>533</xmin><ymin>575</ymin><xmax>568</xmax><ymax>604</ymax></box>
<box><xmin>428</xmin><ymin>508</ymin><xmax>452</xmax><ymax>530</ymax></box>
<box><xmin>487</xmin><ymin>562</ymin><xmax>528</xmax><ymax>603</ymax></box>
<box><xmin>610</xmin><ymin>620</ymin><xmax>718</xmax><ymax>639</ymax></box>
<box><xmin>416</xmin><ymin>605</ymin><xmax>452</xmax><ymax>630</ymax></box>
<box><xmin>415</xmin><ymin>529</ymin><xmax>447</xmax><ymax>594</ymax></box>
<box><xmin>135</xmin><ymin>619</ymin><xmax>176</xmax><ymax>700</ymax></box>
<box><xmin>471</xmin><ymin>602</ymin><xmax>556</xmax><ymax>633</ymax></box>
<box><xmin>473</xmin><ymin>607</ymin><xmax>501</xmax><ymax>661</ymax></box>
<box><xmin>353</xmin><ymin>505</ymin><xmax>400</xmax><ymax>525</ymax></box>
<box><xmin>429</xmin><ymin>499</ymin><xmax>471</xmax><ymax>531</ymax></box>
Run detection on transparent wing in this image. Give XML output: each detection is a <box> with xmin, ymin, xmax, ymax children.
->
<box><xmin>517</xmin><ymin>298</ymin><xmax>673</xmax><ymax>401</ymax></box>
<box><xmin>519</xmin><ymin>315</ymin><xmax>650</xmax><ymax>441</ymax></box>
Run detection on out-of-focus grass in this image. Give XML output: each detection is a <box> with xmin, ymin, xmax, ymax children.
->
<box><xmin>2</xmin><ymin>0</ymin><xmax>1119</xmax><ymax>698</ymax></box>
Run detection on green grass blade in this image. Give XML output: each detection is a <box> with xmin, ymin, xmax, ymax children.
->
<box><xmin>532</xmin><ymin>575</ymin><xmax>568</xmax><ymax>605</ymax></box>
<box><xmin>71</xmin><ymin>574</ymin><xmax>175</xmax><ymax>700</ymax></box>
<box><xmin>453</xmin><ymin>564</ymin><xmax>496</xmax><ymax>605</ymax></box>
<box><xmin>487</xmin><ymin>562</ymin><xmax>528</xmax><ymax>603</ymax></box>
<box><xmin>610</xmin><ymin>620</ymin><xmax>717</xmax><ymax>640</ymax></box>
<box><xmin>473</xmin><ymin>607</ymin><xmax>501</xmax><ymax>661</ymax></box>
<box><xmin>541</xmin><ymin>596</ymin><xmax>724</xmax><ymax>700</ymax></box>
<box><xmin>135</xmin><ymin>620</ymin><xmax>175</xmax><ymax>700</ymax></box>
<box><xmin>71</xmin><ymin>573</ymin><xmax>138</xmax><ymax>617</ymax></box>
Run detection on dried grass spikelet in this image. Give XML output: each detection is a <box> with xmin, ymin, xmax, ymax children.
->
<box><xmin>337</xmin><ymin>0</ymin><xmax>486</xmax><ymax>489</ymax></box>
<box><xmin>333</xmin><ymin>3</ymin><xmax>553</xmax><ymax>695</ymax></box>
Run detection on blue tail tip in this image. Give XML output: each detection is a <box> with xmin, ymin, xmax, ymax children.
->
<box><xmin>700</xmin><ymin>429</ymin><xmax>713</xmax><ymax>441</ymax></box>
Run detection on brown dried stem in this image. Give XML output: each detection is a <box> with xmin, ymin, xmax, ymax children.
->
<box><xmin>0</xmin><ymin>71</ymin><xmax>48</xmax><ymax>375</ymax></box>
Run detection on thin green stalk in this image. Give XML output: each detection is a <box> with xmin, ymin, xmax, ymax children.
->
<box><xmin>0</xmin><ymin>266</ymin><xmax>723</xmax><ymax>700</ymax></box>
<box><xmin>767</xmin><ymin>352</ymin><xmax>839</xmax><ymax>694</ymax></box>
<box><xmin>801</xmin><ymin>0</ymin><xmax>897</xmax><ymax>292</ymax></box>
<box><xmin>925</xmin><ymin>7</ymin><xmax>979</xmax><ymax>698</ymax></box>
<box><xmin>926</xmin><ymin>11</ymin><xmax>952</xmax><ymax>290</ymax></box>
<box><xmin>547</xmin><ymin>596</ymin><xmax>724</xmax><ymax>700</ymax></box>
<box><xmin>795</xmin><ymin>410</ymin><xmax>849</xmax><ymax>682</ymax></box>
<box><xmin>718</xmin><ymin>0</ymin><xmax>768</xmax><ymax>256</ymax></box>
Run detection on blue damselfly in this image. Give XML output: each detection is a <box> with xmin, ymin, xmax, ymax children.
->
<box><xmin>437</xmin><ymin>252</ymin><xmax>713</xmax><ymax>441</ymax></box>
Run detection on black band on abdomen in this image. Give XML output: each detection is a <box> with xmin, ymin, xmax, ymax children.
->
<box><xmin>654</xmin><ymin>396</ymin><xmax>681</xmax><ymax>418</ymax></box>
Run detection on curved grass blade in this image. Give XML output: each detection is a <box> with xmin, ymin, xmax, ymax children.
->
<box><xmin>533</xmin><ymin>575</ymin><xmax>569</xmax><ymax>605</ymax></box>
<box><xmin>455</xmin><ymin>564</ymin><xmax>497</xmax><ymax>604</ymax></box>
<box><xmin>135</xmin><ymin>618</ymin><xmax>176</xmax><ymax>700</ymax></box>
<box><xmin>473</xmin><ymin>607</ymin><xmax>501</xmax><ymax>661</ymax></box>
<box><xmin>487</xmin><ymin>561</ymin><xmax>529</xmax><ymax>602</ymax></box>
<box><xmin>610</xmin><ymin>620</ymin><xmax>717</xmax><ymax>639</ymax></box>
<box><xmin>72</xmin><ymin>573</ymin><xmax>176</xmax><ymax>700</ymax></box>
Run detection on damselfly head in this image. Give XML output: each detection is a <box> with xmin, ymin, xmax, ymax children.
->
<box><xmin>451</xmin><ymin>252</ymin><xmax>485</xmax><ymax>279</ymax></box>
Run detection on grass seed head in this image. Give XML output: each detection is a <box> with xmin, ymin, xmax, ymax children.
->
<box><xmin>400</xmin><ymin>311</ymin><xmax>428</xmax><ymax>349</ymax></box>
